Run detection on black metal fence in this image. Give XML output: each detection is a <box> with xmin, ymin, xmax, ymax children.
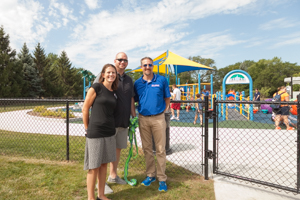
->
<box><xmin>1</xmin><ymin>97</ymin><xmax>300</xmax><ymax>193</ymax></box>
<box><xmin>213</xmin><ymin>97</ymin><xmax>300</xmax><ymax>193</ymax></box>
<box><xmin>0</xmin><ymin>98</ymin><xmax>203</xmax><ymax>177</ymax></box>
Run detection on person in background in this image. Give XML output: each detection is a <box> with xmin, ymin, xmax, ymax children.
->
<box><xmin>194</xmin><ymin>93</ymin><xmax>204</xmax><ymax>126</ymax></box>
<box><xmin>271</xmin><ymin>111</ymin><xmax>296</xmax><ymax>128</ymax></box>
<box><xmin>274</xmin><ymin>86</ymin><xmax>294</xmax><ymax>130</ymax></box>
<box><xmin>82</xmin><ymin>64</ymin><xmax>118</xmax><ymax>200</ymax></box>
<box><xmin>168</xmin><ymin>88</ymin><xmax>173</xmax><ymax>112</ymax></box>
<box><xmin>228</xmin><ymin>88</ymin><xmax>236</xmax><ymax>100</ymax></box>
<box><xmin>185</xmin><ymin>86</ymin><xmax>190</xmax><ymax>112</ymax></box>
<box><xmin>170</xmin><ymin>84</ymin><xmax>181</xmax><ymax>120</ymax></box>
<box><xmin>254</xmin><ymin>88</ymin><xmax>261</xmax><ymax>110</ymax></box>
<box><xmin>93</xmin><ymin>52</ymin><xmax>136</xmax><ymax>194</ymax></box>
<box><xmin>134</xmin><ymin>57</ymin><xmax>171</xmax><ymax>192</ymax></box>
<box><xmin>205</xmin><ymin>89</ymin><xmax>210</xmax><ymax>97</ymax></box>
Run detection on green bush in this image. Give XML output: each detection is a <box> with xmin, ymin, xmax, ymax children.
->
<box><xmin>33</xmin><ymin>107</ymin><xmax>75</xmax><ymax>118</ymax></box>
<box><xmin>33</xmin><ymin>106</ymin><xmax>47</xmax><ymax>113</ymax></box>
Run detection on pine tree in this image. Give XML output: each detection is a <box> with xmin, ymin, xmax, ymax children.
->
<box><xmin>0</xmin><ymin>26</ymin><xmax>23</xmax><ymax>97</ymax></box>
<box><xmin>33</xmin><ymin>43</ymin><xmax>49</xmax><ymax>97</ymax></box>
<box><xmin>18</xmin><ymin>43</ymin><xmax>43</xmax><ymax>97</ymax></box>
<box><xmin>45</xmin><ymin>53</ymin><xmax>62</xmax><ymax>97</ymax></box>
<box><xmin>57</xmin><ymin>51</ymin><xmax>81</xmax><ymax>97</ymax></box>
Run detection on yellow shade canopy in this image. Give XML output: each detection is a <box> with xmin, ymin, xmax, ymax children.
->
<box><xmin>130</xmin><ymin>50</ymin><xmax>213</xmax><ymax>74</ymax></box>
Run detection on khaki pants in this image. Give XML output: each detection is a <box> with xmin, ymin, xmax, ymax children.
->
<box><xmin>139</xmin><ymin>113</ymin><xmax>167</xmax><ymax>181</ymax></box>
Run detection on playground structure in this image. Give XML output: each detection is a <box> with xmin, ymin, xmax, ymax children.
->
<box><xmin>173</xmin><ymin>73</ymin><xmax>216</xmax><ymax>111</ymax></box>
<box><xmin>174</xmin><ymin>70</ymin><xmax>256</xmax><ymax>121</ymax></box>
<box><xmin>79</xmin><ymin>70</ymin><xmax>96</xmax><ymax>100</ymax></box>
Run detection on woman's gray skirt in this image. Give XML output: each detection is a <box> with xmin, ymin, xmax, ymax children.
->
<box><xmin>84</xmin><ymin>135</ymin><xmax>116</xmax><ymax>170</ymax></box>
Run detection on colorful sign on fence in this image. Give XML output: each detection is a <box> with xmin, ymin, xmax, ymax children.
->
<box><xmin>225</xmin><ymin>72</ymin><xmax>250</xmax><ymax>84</ymax></box>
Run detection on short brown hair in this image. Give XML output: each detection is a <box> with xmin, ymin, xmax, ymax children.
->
<box><xmin>98</xmin><ymin>64</ymin><xmax>119</xmax><ymax>91</ymax></box>
<box><xmin>140</xmin><ymin>57</ymin><xmax>153</xmax><ymax>66</ymax></box>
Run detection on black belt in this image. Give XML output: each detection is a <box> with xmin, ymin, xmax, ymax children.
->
<box><xmin>141</xmin><ymin>112</ymin><xmax>164</xmax><ymax>117</ymax></box>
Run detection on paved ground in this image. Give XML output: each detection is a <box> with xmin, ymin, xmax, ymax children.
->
<box><xmin>0</xmin><ymin>109</ymin><xmax>300</xmax><ymax>200</ymax></box>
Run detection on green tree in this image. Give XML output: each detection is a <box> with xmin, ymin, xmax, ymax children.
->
<box><xmin>248</xmin><ymin>57</ymin><xmax>300</xmax><ymax>97</ymax></box>
<box><xmin>44</xmin><ymin>53</ymin><xmax>62</xmax><ymax>97</ymax></box>
<box><xmin>18</xmin><ymin>43</ymin><xmax>43</xmax><ymax>97</ymax></box>
<box><xmin>0</xmin><ymin>26</ymin><xmax>23</xmax><ymax>97</ymax></box>
<box><xmin>33</xmin><ymin>43</ymin><xmax>49</xmax><ymax>97</ymax></box>
<box><xmin>126</xmin><ymin>69</ymin><xmax>143</xmax><ymax>83</ymax></box>
<box><xmin>56</xmin><ymin>51</ymin><xmax>82</xmax><ymax>97</ymax></box>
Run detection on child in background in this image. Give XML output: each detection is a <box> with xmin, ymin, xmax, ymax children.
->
<box><xmin>271</xmin><ymin>112</ymin><xmax>297</xmax><ymax>128</ymax></box>
<box><xmin>194</xmin><ymin>93</ymin><xmax>204</xmax><ymax>126</ymax></box>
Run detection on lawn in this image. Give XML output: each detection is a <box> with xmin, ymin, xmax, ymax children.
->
<box><xmin>0</xmin><ymin>130</ymin><xmax>215</xmax><ymax>200</ymax></box>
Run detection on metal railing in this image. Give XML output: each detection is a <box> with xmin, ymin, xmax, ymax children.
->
<box><xmin>1</xmin><ymin>97</ymin><xmax>299</xmax><ymax>193</ymax></box>
<box><xmin>0</xmin><ymin>98</ymin><xmax>204</xmax><ymax>176</ymax></box>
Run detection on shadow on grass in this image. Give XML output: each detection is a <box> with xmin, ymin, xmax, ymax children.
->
<box><xmin>106</xmin><ymin>172</ymin><xmax>214</xmax><ymax>200</ymax></box>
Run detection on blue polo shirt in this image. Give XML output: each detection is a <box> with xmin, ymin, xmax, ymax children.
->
<box><xmin>134</xmin><ymin>74</ymin><xmax>171</xmax><ymax>116</ymax></box>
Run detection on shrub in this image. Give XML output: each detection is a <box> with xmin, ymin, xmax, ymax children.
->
<box><xmin>33</xmin><ymin>106</ymin><xmax>47</xmax><ymax>113</ymax></box>
<box><xmin>32</xmin><ymin>107</ymin><xmax>75</xmax><ymax>118</ymax></box>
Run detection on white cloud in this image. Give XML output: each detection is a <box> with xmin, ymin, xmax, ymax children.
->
<box><xmin>84</xmin><ymin>0</ymin><xmax>100</xmax><ymax>10</ymax></box>
<box><xmin>0</xmin><ymin>0</ymin><xmax>51</xmax><ymax>50</ymax></box>
<box><xmin>272</xmin><ymin>32</ymin><xmax>300</xmax><ymax>48</ymax></box>
<box><xmin>65</xmin><ymin>0</ymin><xmax>256</xmax><ymax>74</ymax></box>
<box><xmin>259</xmin><ymin>18</ymin><xmax>300</xmax><ymax>30</ymax></box>
<box><xmin>175</xmin><ymin>31</ymin><xmax>246</xmax><ymax>59</ymax></box>
<box><xmin>49</xmin><ymin>0</ymin><xmax>77</xmax><ymax>24</ymax></box>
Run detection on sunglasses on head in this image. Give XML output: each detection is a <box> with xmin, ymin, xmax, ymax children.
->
<box><xmin>143</xmin><ymin>64</ymin><xmax>153</xmax><ymax>67</ymax></box>
<box><xmin>116</xmin><ymin>59</ymin><xmax>128</xmax><ymax>63</ymax></box>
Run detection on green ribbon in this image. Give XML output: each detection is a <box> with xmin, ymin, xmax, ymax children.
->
<box><xmin>124</xmin><ymin>117</ymin><xmax>139</xmax><ymax>186</ymax></box>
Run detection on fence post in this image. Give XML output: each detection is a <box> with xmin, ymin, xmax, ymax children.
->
<box><xmin>213</xmin><ymin>97</ymin><xmax>217</xmax><ymax>174</ymax></box>
<box><xmin>66</xmin><ymin>100</ymin><xmax>70</xmax><ymax>161</ymax></box>
<box><xmin>297</xmin><ymin>95</ymin><xmax>300</xmax><ymax>193</ymax></box>
<box><xmin>204</xmin><ymin>96</ymin><xmax>209</xmax><ymax>180</ymax></box>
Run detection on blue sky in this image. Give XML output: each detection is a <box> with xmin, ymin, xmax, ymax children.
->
<box><xmin>0</xmin><ymin>0</ymin><xmax>299</xmax><ymax>75</ymax></box>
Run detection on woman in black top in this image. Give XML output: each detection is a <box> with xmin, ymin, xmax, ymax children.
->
<box><xmin>82</xmin><ymin>64</ymin><xmax>118</xmax><ymax>200</ymax></box>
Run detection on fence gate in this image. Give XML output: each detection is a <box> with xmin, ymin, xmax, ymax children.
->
<box><xmin>212</xmin><ymin>99</ymin><xmax>300</xmax><ymax>193</ymax></box>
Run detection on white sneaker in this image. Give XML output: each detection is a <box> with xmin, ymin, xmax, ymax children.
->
<box><xmin>104</xmin><ymin>183</ymin><xmax>113</xmax><ymax>194</ymax></box>
<box><xmin>170</xmin><ymin>116</ymin><xmax>175</xmax><ymax>120</ymax></box>
<box><xmin>95</xmin><ymin>183</ymin><xmax>113</xmax><ymax>194</ymax></box>
<box><xmin>176</xmin><ymin>117</ymin><xmax>179</xmax><ymax>120</ymax></box>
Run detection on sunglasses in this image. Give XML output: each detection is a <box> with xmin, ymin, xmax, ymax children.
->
<box><xmin>116</xmin><ymin>59</ymin><xmax>128</xmax><ymax>63</ymax></box>
<box><xmin>142</xmin><ymin>64</ymin><xmax>153</xmax><ymax>68</ymax></box>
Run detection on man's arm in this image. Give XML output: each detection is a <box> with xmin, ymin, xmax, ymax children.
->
<box><xmin>164</xmin><ymin>97</ymin><xmax>170</xmax><ymax>113</ymax></box>
<box><xmin>130</xmin><ymin>97</ymin><xmax>136</xmax><ymax>117</ymax></box>
<box><xmin>173</xmin><ymin>92</ymin><xmax>176</xmax><ymax>100</ymax></box>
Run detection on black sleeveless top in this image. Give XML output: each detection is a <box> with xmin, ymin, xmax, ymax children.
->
<box><xmin>86</xmin><ymin>83</ymin><xmax>117</xmax><ymax>138</ymax></box>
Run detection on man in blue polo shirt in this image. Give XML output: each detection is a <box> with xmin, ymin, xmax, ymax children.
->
<box><xmin>134</xmin><ymin>56</ymin><xmax>171</xmax><ymax>192</ymax></box>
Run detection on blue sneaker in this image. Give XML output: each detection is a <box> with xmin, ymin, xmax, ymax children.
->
<box><xmin>158</xmin><ymin>181</ymin><xmax>167</xmax><ymax>192</ymax></box>
<box><xmin>141</xmin><ymin>176</ymin><xmax>156</xmax><ymax>186</ymax></box>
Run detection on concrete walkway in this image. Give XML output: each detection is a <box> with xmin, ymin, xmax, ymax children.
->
<box><xmin>0</xmin><ymin>109</ymin><xmax>299</xmax><ymax>200</ymax></box>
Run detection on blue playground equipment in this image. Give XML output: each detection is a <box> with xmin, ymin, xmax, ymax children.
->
<box><xmin>79</xmin><ymin>70</ymin><xmax>96</xmax><ymax>99</ymax></box>
<box><xmin>220</xmin><ymin>70</ymin><xmax>254</xmax><ymax>121</ymax></box>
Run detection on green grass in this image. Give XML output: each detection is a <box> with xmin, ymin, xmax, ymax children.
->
<box><xmin>0</xmin><ymin>130</ymin><xmax>85</xmax><ymax>161</ymax></box>
<box><xmin>0</xmin><ymin>155</ymin><xmax>214</xmax><ymax>200</ymax></box>
<box><xmin>0</xmin><ymin>102</ymin><xmax>69</xmax><ymax>113</ymax></box>
<box><xmin>216</xmin><ymin>120</ymin><xmax>275</xmax><ymax>129</ymax></box>
<box><xmin>0</xmin><ymin>130</ymin><xmax>215</xmax><ymax>200</ymax></box>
